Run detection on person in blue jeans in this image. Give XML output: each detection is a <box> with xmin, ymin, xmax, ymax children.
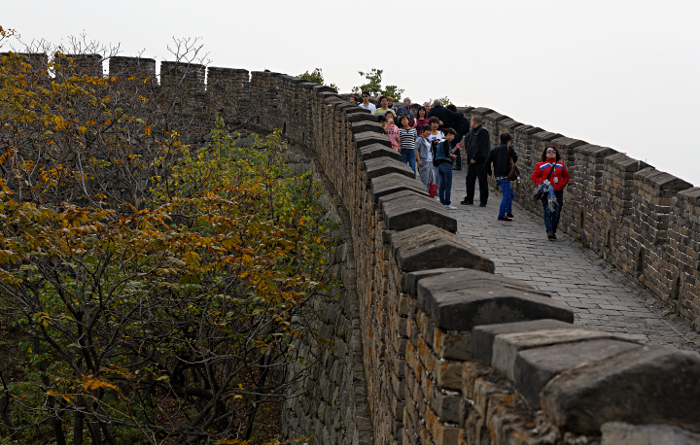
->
<box><xmin>434</xmin><ymin>128</ymin><xmax>458</xmax><ymax>209</ymax></box>
<box><xmin>485</xmin><ymin>132</ymin><xmax>518</xmax><ymax>221</ymax></box>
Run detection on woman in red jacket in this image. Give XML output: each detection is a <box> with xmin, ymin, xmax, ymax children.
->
<box><xmin>531</xmin><ymin>145</ymin><xmax>569</xmax><ymax>240</ymax></box>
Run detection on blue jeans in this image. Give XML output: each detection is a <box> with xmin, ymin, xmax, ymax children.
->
<box><xmin>497</xmin><ymin>179</ymin><xmax>514</xmax><ymax>218</ymax></box>
<box><xmin>542</xmin><ymin>191</ymin><xmax>564</xmax><ymax>233</ymax></box>
<box><xmin>438</xmin><ymin>162</ymin><xmax>453</xmax><ymax>205</ymax></box>
<box><xmin>402</xmin><ymin>149</ymin><xmax>416</xmax><ymax>178</ymax></box>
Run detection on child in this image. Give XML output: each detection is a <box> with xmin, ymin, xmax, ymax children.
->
<box><xmin>377</xmin><ymin>114</ymin><xmax>387</xmax><ymax>131</ymax></box>
<box><xmin>435</xmin><ymin>128</ymin><xmax>458</xmax><ymax>209</ymax></box>
<box><xmin>399</xmin><ymin>115</ymin><xmax>417</xmax><ymax>177</ymax></box>
<box><xmin>384</xmin><ymin>113</ymin><xmax>401</xmax><ymax>152</ymax></box>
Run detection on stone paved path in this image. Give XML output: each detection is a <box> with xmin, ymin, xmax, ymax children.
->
<box><xmin>446</xmin><ymin>168</ymin><xmax>700</xmax><ymax>352</ymax></box>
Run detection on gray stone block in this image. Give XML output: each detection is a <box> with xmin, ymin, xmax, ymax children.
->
<box><xmin>370</xmin><ymin>173</ymin><xmax>428</xmax><ymax>202</ymax></box>
<box><xmin>541</xmin><ymin>346</ymin><xmax>700</xmax><ymax>434</ymax></box>
<box><xmin>601</xmin><ymin>421</ymin><xmax>700</xmax><ymax>445</ymax></box>
<box><xmin>345</xmin><ymin>111</ymin><xmax>375</xmax><ymax>123</ymax></box>
<box><xmin>351</xmin><ymin>120</ymin><xmax>384</xmax><ymax>135</ymax></box>
<box><xmin>380</xmin><ymin>192</ymin><xmax>457</xmax><ymax>232</ymax></box>
<box><xmin>359</xmin><ymin>143</ymin><xmax>402</xmax><ymax>162</ymax></box>
<box><xmin>390</xmin><ymin>225</ymin><xmax>494</xmax><ymax>273</ymax></box>
<box><xmin>364</xmin><ymin>158</ymin><xmax>415</xmax><ymax>181</ymax></box>
<box><xmin>472</xmin><ymin>319</ymin><xmax>577</xmax><ymax>365</ymax></box>
<box><xmin>515</xmin><ymin>339</ymin><xmax>642</xmax><ymax>409</ymax></box>
<box><xmin>493</xmin><ymin>328</ymin><xmax>616</xmax><ymax>381</ymax></box>
<box><xmin>402</xmin><ymin>268</ymin><xmax>468</xmax><ymax>295</ymax></box>
<box><xmin>354</xmin><ymin>131</ymin><xmax>391</xmax><ymax>149</ymax></box>
<box><xmin>417</xmin><ymin>270</ymin><xmax>574</xmax><ymax>331</ymax></box>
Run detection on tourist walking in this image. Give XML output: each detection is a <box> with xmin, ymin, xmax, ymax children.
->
<box><xmin>461</xmin><ymin>115</ymin><xmax>490</xmax><ymax>207</ymax></box>
<box><xmin>415</xmin><ymin>106</ymin><xmax>430</xmax><ymax>129</ymax></box>
<box><xmin>374</xmin><ymin>96</ymin><xmax>397</xmax><ymax>117</ymax></box>
<box><xmin>485</xmin><ymin>132</ymin><xmax>518</xmax><ymax>221</ymax></box>
<box><xmin>414</xmin><ymin>125</ymin><xmax>433</xmax><ymax>192</ymax></box>
<box><xmin>349</xmin><ymin>94</ymin><xmax>360</xmax><ymax>105</ymax></box>
<box><xmin>384</xmin><ymin>113</ymin><xmax>401</xmax><ymax>152</ymax></box>
<box><xmin>359</xmin><ymin>91</ymin><xmax>376</xmax><ymax>114</ymax></box>
<box><xmin>532</xmin><ymin>145</ymin><xmax>569</xmax><ymax>240</ymax></box>
<box><xmin>434</xmin><ymin>128</ymin><xmax>458</xmax><ymax>209</ymax></box>
<box><xmin>399</xmin><ymin>115</ymin><xmax>417</xmax><ymax>177</ymax></box>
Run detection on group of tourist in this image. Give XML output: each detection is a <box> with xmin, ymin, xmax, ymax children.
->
<box><xmin>348</xmin><ymin>92</ymin><xmax>570</xmax><ymax>240</ymax></box>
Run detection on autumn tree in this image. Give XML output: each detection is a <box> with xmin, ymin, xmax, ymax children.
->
<box><xmin>0</xmin><ymin>29</ymin><xmax>337</xmax><ymax>444</ymax></box>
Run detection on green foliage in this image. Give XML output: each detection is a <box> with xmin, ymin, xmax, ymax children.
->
<box><xmin>298</xmin><ymin>68</ymin><xmax>338</xmax><ymax>91</ymax></box>
<box><xmin>351</xmin><ymin>68</ymin><xmax>404</xmax><ymax>100</ymax></box>
<box><xmin>431</xmin><ymin>96</ymin><xmax>451</xmax><ymax>106</ymax></box>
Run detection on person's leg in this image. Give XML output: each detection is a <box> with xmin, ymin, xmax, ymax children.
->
<box><xmin>477</xmin><ymin>163</ymin><xmax>489</xmax><ymax>205</ymax></box>
<box><xmin>434</xmin><ymin>165</ymin><xmax>441</xmax><ymax>189</ymax></box>
<box><xmin>504</xmin><ymin>180</ymin><xmax>514</xmax><ymax>215</ymax></box>
<box><xmin>438</xmin><ymin>165</ymin><xmax>446</xmax><ymax>204</ymax></box>
<box><xmin>552</xmin><ymin>204</ymin><xmax>563</xmax><ymax>233</ymax></box>
<box><xmin>464</xmin><ymin>163</ymin><xmax>476</xmax><ymax>203</ymax></box>
<box><xmin>542</xmin><ymin>201</ymin><xmax>553</xmax><ymax>234</ymax></box>
<box><xmin>407</xmin><ymin>150</ymin><xmax>416</xmax><ymax>179</ymax></box>
<box><xmin>444</xmin><ymin>165</ymin><xmax>453</xmax><ymax>206</ymax></box>
<box><xmin>419</xmin><ymin>165</ymin><xmax>431</xmax><ymax>192</ymax></box>
<box><xmin>497</xmin><ymin>179</ymin><xmax>508</xmax><ymax>218</ymax></box>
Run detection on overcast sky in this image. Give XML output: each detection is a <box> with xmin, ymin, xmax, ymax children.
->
<box><xmin>5</xmin><ymin>0</ymin><xmax>700</xmax><ymax>184</ymax></box>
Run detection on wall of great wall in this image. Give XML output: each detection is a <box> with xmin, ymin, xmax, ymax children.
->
<box><xmin>5</xmin><ymin>53</ymin><xmax>700</xmax><ymax>445</ymax></box>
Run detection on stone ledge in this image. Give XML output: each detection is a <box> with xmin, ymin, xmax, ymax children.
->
<box><xmin>541</xmin><ymin>346</ymin><xmax>700</xmax><ymax>434</ymax></box>
<box><xmin>370</xmin><ymin>173</ymin><xmax>428</xmax><ymax>202</ymax></box>
<box><xmin>379</xmin><ymin>191</ymin><xmax>457</xmax><ymax>232</ymax></box>
<box><xmin>353</xmin><ymin>131</ymin><xmax>391</xmax><ymax>149</ymax></box>
<box><xmin>364</xmin><ymin>158</ymin><xmax>415</xmax><ymax>181</ymax></box>
<box><xmin>391</xmin><ymin>226</ymin><xmax>493</xmax><ymax>273</ymax></box>
<box><xmin>416</xmin><ymin>269</ymin><xmax>573</xmax><ymax>331</ymax></box>
<box><xmin>359</xmin><ymin>143</ymin><xmax>402</xmax><ymax>162</ymax></box>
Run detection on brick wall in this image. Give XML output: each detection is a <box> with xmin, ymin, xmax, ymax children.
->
<box><xmin>10</xmin><ymin>53</ymin><xmax>700</xmax><ymax>445</ymax></box>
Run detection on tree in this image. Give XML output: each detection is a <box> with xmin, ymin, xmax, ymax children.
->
<box><xmin>297</xmin><ymin>68</ymin><xmax>338</xmax><ymax>91</ymax></box>
<box><xmin>351</xmin><ymin>68</ymin><xmax>404</xmax><ymax>100</ymax></box>
<box><xmin>0</xmin><ymin>29</ymin><xmax>337</xmax><ymax>445</ymax></box>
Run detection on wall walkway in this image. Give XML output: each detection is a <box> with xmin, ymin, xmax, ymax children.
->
<box><xmin>451</xmin><ymin>171</ymin><xmax>699</xmax><ymax>351</ymax></box>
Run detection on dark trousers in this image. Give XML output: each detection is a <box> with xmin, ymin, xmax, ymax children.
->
<box><xmin>450</xmin><ymin>133</ymin><xmax>462</xmax><ymax>168</ymax></box>
<box><xmin>438</xmin><ymin>162</ymin><xmax>453</xmax><ymax>205</ymax></box>
<box><xmin>465</xmin><ymin>162</ymin><xmax>488</xmax><ymax>205</ymax></box>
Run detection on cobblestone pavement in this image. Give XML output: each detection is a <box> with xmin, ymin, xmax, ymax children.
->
<box><xmin>446</xmin><ymin>168</ymin><xmax>700</xmax><ymax>352</ymax></box>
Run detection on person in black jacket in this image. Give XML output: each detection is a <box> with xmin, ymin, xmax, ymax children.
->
<box><xmin>485</xmin><ymin>132</ymin><xmax>518</xmax><ymax>221</ymax></box>
<box><xmin>461</xmin><ymin>115</ymin><xmax>490</xmax><ymax>206</ymax></box>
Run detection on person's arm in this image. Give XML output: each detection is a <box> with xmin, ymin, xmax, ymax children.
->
<box><xmin>561</xmin><ymin>163</ymin><xmax>570</xmax><ymax>187</ymax></box>
<box><xmin>413</xmin><ymin>138</ymin><xmax>423</xmax><ymax>167</ymax></box>
<box><xmin>485</xmin><ymin>150</ymin><xmax>494</xmax><ymax>178</ymax></box>
<box><xmin>509</xmin><ymin>146</ymin><xmax>518</xmax><ymax>164</ymax></box>
<box><xmin>475</xmin><ymin>132</ymin><xmax>489</xmax><ymax>163</ymax></box>
<box><xmin>532</xmin><ymin>164</ymin><xmax>542</xmax><ymax>184</ymax></box>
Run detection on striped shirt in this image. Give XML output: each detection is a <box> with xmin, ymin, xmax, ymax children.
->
<box><xmin>399</xmin><ymin>128</ymin><xmax>417</xmax><ymax>152</ymax></box>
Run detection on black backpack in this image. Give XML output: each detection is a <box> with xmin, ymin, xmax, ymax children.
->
<box><xmin>457</xmin><ymin>113</ymin><xmax>471</xmax><ymax>135</ymax></box>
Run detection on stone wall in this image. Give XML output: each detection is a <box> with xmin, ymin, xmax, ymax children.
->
<box><xmin>13</xmin><ymin>53</ymin><xmax>700</xmax><ymax>445</ymax></box>
<box><xmin>462</xmin><ymin>107</ymin><xmax>700</xmax><ymax>330</ymax></box>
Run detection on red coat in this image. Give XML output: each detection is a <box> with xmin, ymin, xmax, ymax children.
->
<box><xmin>532</xmin><ymin>161</ymin><xmax>569</xmax><ymax>192</ymax></box>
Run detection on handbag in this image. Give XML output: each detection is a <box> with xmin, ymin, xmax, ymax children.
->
<box><xmin>428</xmin><ymin>165</ymin><xmax>438</xmax><ymax>198</ymax></box>
<box><xmin>507</xmin><ymin>148</ymin><xmax>520</xmax><ymax>181</ymax></box>
<box><xmin>532</xmin><ymin>162</ymin><xmax>556</xmax><ymax>201</ymax></box>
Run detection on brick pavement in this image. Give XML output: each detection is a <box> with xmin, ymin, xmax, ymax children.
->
<box><xmin>446</xmin><ymin>168</ymin><xmax>700</xmax><ymax>352</ymax></box>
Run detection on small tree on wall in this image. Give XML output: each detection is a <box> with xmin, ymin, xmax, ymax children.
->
<box><xmin>351</xmin><ymin>68</ymin><xmax>405</xmax><ymax>100</ymax></box>
<box><xmin>298</xmin><ymin>68</ymin><xmax>338</xmax><ymax>91</ymax></box>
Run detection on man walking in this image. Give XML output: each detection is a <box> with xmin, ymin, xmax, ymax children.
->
<box><xmin>359</xmin><ymin>91</ymin><xmax>376</xmax><ymax>114</ymax></box>
<box><xmin>485</xmin><ymin>132</ymin><xmax>518</xmax><ymax>221</ymax></box>
<box><xmin>461</xmin><ymin>115</ymin><xmax>490</xmax><ymax>207</ymax></box>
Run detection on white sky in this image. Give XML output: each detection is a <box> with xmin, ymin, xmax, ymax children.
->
<box><xmin>5</xmin><ymin>0</ymin><xmax>700</xmax><ymax>184</ymax></box>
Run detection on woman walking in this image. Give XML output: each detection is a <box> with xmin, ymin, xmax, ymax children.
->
<box><xmin>399</xmin><ymin>115</ymin><xmax>417</xmax><ymax>177</ymax></box>
<box><xmin>531</xmin><ymin>145</ymin><xmax>569</xmax><ymax>240</ymax></box>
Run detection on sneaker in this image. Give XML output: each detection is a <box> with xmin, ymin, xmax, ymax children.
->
<box><xmin>460</xmin><ymin>200</ymin><xmax>473</xmax><ymax>205</ymax></box>
<box><xmin>497</xmin><ymin>217</ymin><xmax>513</xmax><ymax>222</ymax></box>
<box><xmin>547</xmin><ymin>232</ymin><xmax>555</xmax><ymax>240</ymax></box>
<box><xmin>479</xmin><ymin>203</ymin><xmax>487</xmax><ymax>207</ymax></box>
<box><xmin>552</xmin><ymin>233</ymin><xmax>557</xmax><ymax>239</ymax></box>
<box><xmin>507</xmin><ymin>213</ymin><xmax>514</xmax><ymax>218</ymax></box>
<box><xmin>446</xmin><ymin>205</ymin><xmax>457</xmax><ymax>210</ymax></box>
